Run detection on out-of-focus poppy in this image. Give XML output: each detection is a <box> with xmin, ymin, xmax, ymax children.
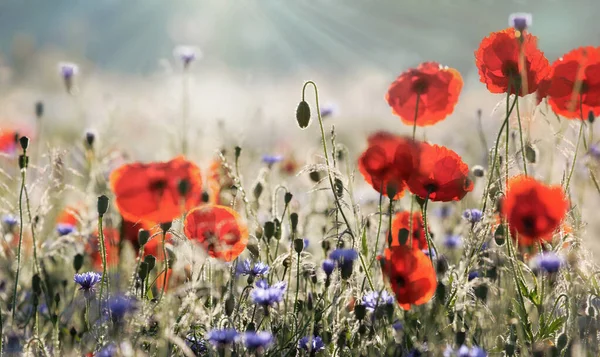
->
<box><xmin>475</xmin><ymin>28</ymin><xmax>549</xmax><ymax>96</ymax></box>
<box><xmin>357</xmin><ymin>132</ymin><xmax>421</xmax><ymax>199</ymax></box>
<box><xmin>405</xmin><ymin>143</ymin><xmax>473</xmax><ymax>202</ymax></box>
<box><xmin>56</xmin><ymin>204</ymin><xmax>85</xmax><ymax>227</ymax></box>
<box><xmin>109</xmin><ymin>156</ymin><xmax>203</xmax><ymax>224</ymax></box>
<box><xmin>540</xmin><ymin>47</ymin><xmax>600</xmax><ymax>119</ymax></box>
<box><xmin>379</xmin><ymin>245</ymin><xmax>436</xmax><ymax>310</ymax></box>
<box><xmin>207</xmin><ymin>157</ymin><xmax>234</xmax><ymax>205</ymax></box>
<box><xmin>0</xmin><ymin>130</ymin><xmax>20</xmax><ymax>154</ymax></box>
<box><xmin>502</xmin><ymin>175</ymin><xmax>568</xmax><ymax>246</ymax></box>
<box><xmin>386</xmin><ymin>62</ymin><xmax>463</xmax><ymax>126</ymax></box>
<box><xmin>389</xmin><ymin>211</ymin><xmax>428</xmax><ymax>250</ymax></box>
<box><xmin>183</xmin><ymin>205</ymin><xmax>248</xmax><ymax>262</ymax></box>
<box><xmin>88</xmin><ymin>227</ymin><xmax>120</xmax><ymax>270</ymax></box>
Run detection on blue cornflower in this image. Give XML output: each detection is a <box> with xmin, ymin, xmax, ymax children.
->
<box><xmin>96</xmin><ymin>344</ymin><xmax>117</xmax><ymax>357</ymax></box>
<box><xmin>422</xmin><ymin>249</ymin><xmax>436</xmax><ymax>259</ymax></box>
<box><xmin>509</xmin><ymin>13</ymin><xmax>532</xmax><ymax>32</ymax></box>
<box><xmin>243</xmin><ymin>331</ymin><xmax>273</xmax><ymax>350</ymax></box>
<box><xmin>5</xmin><ymin>333</ymin><xmax>22</xmax><ymax>353</ymax></box>
<box><xmin>470</xmin><ymin>347</ymin><xmax>487</xmax><ymax>357</ymax></box>
<box><xmin>329</xmin><ymin>248</ymin><xmax>358</xmax><ymax>278</ymax></box>
<box><xmin>2</xmin><ymin>214</ymin><xmax>18</xmax><ymax>228</ymax></box>
<box><xmin>58</xmin><ymin>62</ymin><xmax>78</xmax><ymax>79</ymax></box>
<box><xmin>322</xmin><ymin>259</ymin><xmax>335</xmax><ymax>276</ymax></box>
<box><xmin>392</xmin><ymin>320</ymin><xmax>403</xmax><ymax>331</ymax></box>
<box><xmin>261</xmin><ymin>155</ymin><xmax>284</xmax><ymax>165</ymax></box>
<box><xmin>468</xmin><ymin>271</ymin><xmax>480</xmax><ymax>281</ymax></box>
<box><xmin>462</xmin><ymin>209</ymin><xmax>483</xmax><ymax>223</ymax></box>
<box><xmin>251</xmin><ymin>280</ymin><xmax>287</xmax><ymax>307</ymax></box>
<box><xmin>531</xmin><ymin>252</ymin><xmax>563</xmax><ymax>274</ymax></box>
<box><xmin>185</xmin><ymin>334</ymin><xmax>208</xmax><ymax>355</ymax></box>
<box><xmin>173</xmin><ymin>45</ymin><xmax>200</xmax><ymax>67</ymax></box>
<box><xmin>589</xmin><ymin>145</ymin><xmax>600</xmax><ymax>160</ymax></box>
<box><xmin>236</xmin><ymin>260</ymin><xmax>270</xmax><ymax>277</ymax></box>
<box><xmin>362</xmin><ymin>290</ymin><xmax>395</xmax><ymax>311</ymax></box>
<box><xmin>443</xmin><ymin>235</ymin><xmax>462</xmax><ymax>249</ymax></box>
<box><xmin>458</xmin><ymin>345</ymin><xmax>470</xmax><ymax>357</ymax></box>
<box><xmin>298</xmin><ymin>335</ymin><xmax>325</xmax><ymax>352</ymax></box>
<box><xmin>435</xmin><ymin>205</ymin><xmax>452</xmax><ymax>219</ymax></box>
<box><xmin>74</xmin><ymin>272</ymin><xmax>102</xmax><ymax>296</ymax></box>
<box><xmin>303</xmin><ymin>238</ymin><xmax>309</xmax><ymax>249</ymax></box>
<box><xmin>320</xmin><ymin>103</ymin><xmax>338</xmax><ymax>118</ymax></box>
<box><xmin>107</xmin><ymin>295</ymin><xmax>137</xmax><ymax>321</ymax></box>
<box><xmin>56</xmin><ymin>223</ymin><xmax>76</xmax><ymax>236</ymax></box>
<box><xmin>207</xmin><ymin>328</ymin><xmax>239</xmax><ymax>347</ymax></box>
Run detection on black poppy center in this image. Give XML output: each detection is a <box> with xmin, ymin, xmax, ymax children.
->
<box><xmin>521</xmin><ymin>215</ymin><xmax>536</xmax><ymax>235</ymax></box>
<box><xmin>411</xmin><ymin>77</ymin><xmax>429</xmax><ymax>94</ymax></box>
<box><xmin>395</xmin><ymin>276</ymin><xmax>406</xmax><ymax>287</ymax></box>
<box><xmin>502</xmin><ymin>61</ymin><xmax>520</xmax><ymax>78</ymax></box>
<box><xmin>149</xmin><ymin>179</ymin><xmax>168</xmax><ymax>192</ymax></box>
<box><xmin>424</xmin><ymin>183</ymin><xmax>438</xmax><ymax>194</ymax></box>
<box><xmin>580</xmin><ymin>81</ymin><xmax>589</xmax><ymax>94</ymax></box>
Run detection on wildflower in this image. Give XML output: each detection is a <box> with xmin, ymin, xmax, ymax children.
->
<box><xmin>470</xmin><ymin>347</ymin><xmax>488</xmax><ymax>357</ymax></box>
<box><xmin>96</xmin><ymin>344</ymin><xmax>117</xmax><ymax>357</ymax></box>
<box><xmin>379</xmin><ymin>245</ymin><xmax>436</xmax><ymax>310</ymax></box>
<box><xmin>251</xmin><ymin>280</ymin><xmax>287</xmax><ymax>307</ymax></box>
<box><xmin>390</xmin><ymin>211</ymin><xmax>428</xmax><ymax>249</ymax></box>
<box><xmin>236</xmin><ymin>260</ymin><xmax>270</xmax><ymax>277</ymax></box>
<box><xmin>392</xmin><ymin>320</ymin><xmax>403</xmax><ymax>331</ymax></box>
<box><xmin>322</xmin><ymin>259</ymin><xmax>335</xmax><ymax>276</ymax></box>
<box><xmin>109</xmin><ymin>156</ymin><xmax>203</xmax><ymax>224</ymax></box>
<box><xmin>261</xmin><ymin>154</ymin><xmax>284</xmax><ymax>166</ymax></box>
<box><xmin>329</xmin><ymin>248</ymin><xmax>358</xmax><ymax>279</ymax></box>
<box><xmin>207</xmin><ymin>328</ymin><xmax>239</xmax><ymax>347</ymax></box>
<box><xmin>509</xmin><ymin>13</ymin><xmax>532</xmax><ymax>32</ymax></box>
<box><xmin>475</xmin><ymin>28</ymin><xmax>549</xmax><ymax>96</ymax></box>
<box><xmin>74</xmin><ymin>272</ymin><xmax>102</xmax><ymax>296</ymax></box>
<box><xmin>468</xmin><ymin>271</ymin><xmax>480</xmax><ymax>281</ymax></box>
<box><xmin>362</xmin><ymin>290</ymin><xmax>395</xmax><ymax>311</ymax></box>
<box><xmin>406</xmin><ymin>143</ymin><xmax>473</xmax><ymax>202</ymax></box>
<box><xmin>458</xmin><ymin>345</ymin><xmax>470</xmax><ymax>357</ymax></box>
<box><xmin>357</xmin><ymin>132</ymin><xmax>421</xmax><ymax>199</ymax></box>
<box><xmin>243</xmin><ymin>331</ymin><xmax>273</xmax><ymax>350</ymax></box>
<box><xmin>107</xmin><ymin>295</ymin><xmax>137</xmax><ymax>321</ymax></box>
<box><xmin>298</xmin><ymin>335</ymin><xmax>325</xmax><ymax>352</ymax></box>
<box><xmin>56</xmin><ymin>223</ymin><xmax>76</xmax><ymax>236</ymax></box>
<box><xmin>386</xmin><ymin>62</ymin><xmax>463</xmax><ymax>126</ymax></box>
<box><xmin>541</xmin><ymin>47</ymin><xmax>600</xmax><ymax>119</ymax></box>
<box><xmin>184</xmin><ymin>205</ymin><xmax>249</xmax><ymax>262</ymax></box>
<box><xmin>422</xmin><ymin>249</ymin><xmax>436</xmax><ymax>259</ymax></box>
<box><xmin>185</xmin><ymin>334</ymin><xmax>208</xmax><ymax>355</ymax></box>
<box><xmin>589</xmin><ymin>145</ymin><xmax>600</xmax><ymax>160</ymax></box>
<box><xmin>173</xmin><ymin>45</ymin><xmax>201</xmax><ymax>67</ymax></box>
<box><xmin>462</xmin><ymin>209</ymin><xmax>483</xmax><ymax>223</ymax></box>
<box><xmin>2</xmin><ymin>214</ymin><xmax>18</xmax><ymax>229</ymax></box>
<box><xmin>502</xmin><ymin>176</ymin><xmax>568</xmax><ymax>246</ymax></box>
<box><xmin>0</xmin><ymin>130</ymin><xmax>20</xmax><ymax>154</ymax></box>
<box><xmin>320</xmin><ymin>103</ymin><xmax>338</xmax><ymax>118</ymax></box>
<box><xmin>531</xmin><ymin>252</ymin><xmax>564</xmax><ymax>274</ymax></box>
<box><xmin>58</xmin><ymin>62</ymin><xmax>79</xmax><ymax>80</ymax></box>
<box><xmin>443</xmin><ymin>235</ymin><xmax>462</xmax><ymax>249</ymax></box>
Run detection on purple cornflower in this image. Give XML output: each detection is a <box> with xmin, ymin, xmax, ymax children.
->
<box><xmin>468</xmin><ymin>271</ymin><xmax>480</xmax><ymax>281</ymax></box>
<box><xmin>207</xmin><ymin>328</ymin><xmax>239</xmax><ymax>347</ymax></box>
<box><xmin>445</xmin><ymin>345</ymin><xmax>487</xmax><ymax>357</ymax></box>
<box><xmin>96</xmin><ymin>344</ymin><xmax>117</xmax><ymax>357</ymax></box>
<box><xmin>236</xmin><ymin>260</ymin><xmax>270</xmax><ymax>277</ymax></box>
<box><xmin>243</xmin><ymin>331</ymin><xmax>273</xmax><ymax>350</ymax></box>
<box><xmin>74</xmin><ymin>272</ymin><xmax>102</xmax><ymax>296</ymax></box>
<box><xmin>531</xmin><ymin>252</ymin><xmax>563</xmax><ymax>274</ymax></box>
<box><xmin>173</xmin><ymin>45</ymin><xmax>201</xmax><ymax>67</ymax></box>
<box><xmin>470</xmin><ymin>347</ymin><xmax>487</xmax><ymax>357</ymax></box>
<box><xmin>185</xmin><ymin>334</ymin><xmax>208</xmax><ymax>355</ymax></box>
<box><xmin>107</xmin><ymin>295</ymin><xmax>137</xmax><ymax>321</ymax></box>
<box><xmin>435</xmin><ymin>205</ymin><xmax>452</xmax><ymax>219</ymax></box>
<box><xmin>58</xmin><ymin>62</ymin><xmax>79</xmax><ymax>79</ymax></box>
<box><xmin>298</xmin><ymin>335</ymin><xmax>325</xmax><ymax>352</ymax></box>
<box><xmin>322</xmin><ymin>259</ymin><xmax>335</xmax><ymax>276</ymax></box>
<box><xmin>251</xmin><ymin>280</ymin><xmax>286</xmax><ymax>307</ymax></box>
<box><xmin>509</xmin><ymin>13</ymin><xmax>532</xmax><ymax>32</ymax></box>
<box><xmin>588</xmin><ymin>145</ymin><xmax>600</xmax><ymax>160</ymax></box>
<box><xmin>443</xmin><ymin>235</ymin><xmax>462</xmax><ymax>249</ymax></box>
<box><xmin>261</xmin><ymin>154</ymin><xmax>284</xmax><ymax>165</ymax></box>
<box><xmin>422</xmin><ymin>249</ymin><xmax>437</xmax><ymax>259</ymax></box>
<box><xmin>362</xmin><ymin>290</ymin><xmax>394</xmax><ymax>311</ymax></box>
<box><xmin>57</xmin><ymin>223</ymin><xmax>76</xmax><ymax>236</ymax></box>
<box><xmin>303</xmin><ymin>238</ymin><xmax>309</xmax><ymax>249</ymax></box>
<box><xmin>458</xmin><ymin>345</ymin><xmax>470</xmax><ymax>357</ymax></box>
<box><xmin>329</xmin><ymin>248</ymin><xmax>358</xmax><ymax>278</ymax></box>
<box><xmin>2</xmin><ymin>214</ymin><xmax>18</xmax><ymax>229</ymax></box>
<box><xmin>320</xmin><ymin>103</ymin><xmax>338</xmax><ymax>118</ymax></box>
<box><xmin>462</xmin><ymin>209</ymin><xmax>483</xmax><ymax>223</ymax></box>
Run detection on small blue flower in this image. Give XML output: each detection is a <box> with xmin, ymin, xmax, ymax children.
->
<box><xmin>320</xmin><ymin>103</ymin><xmax>338</xmax><ymax>118</ymax></box>
<box><xmin>330</xmin><ymin>248</ymin><xmax>358</xmax><ymax>278</ymax></box>
<box><xmin>589</xmin><ymin>145</ymin><xmax>600</xmax><ymax>160</ymax></box>
<box><xmin>185</xmin><ymin>334</ymin><xmax>208</xmax><ymax>355</ymax></box>
<box><xmin>74</xmin><ymin>272</ymin><xmax>102</xmax><ymax>296</ymax></box>
<box><xmin>362</xmin><ymin>290</ymin><xmax>395</xmax><ymax>311</ymax></box>
<box><xmin>236</xmin><ymin>260</ymin><xmax>270</xmax><ymax>277</ymax></box>
<box><xmin>443</xmin><ymin>235</ymin><xmax>462</xmax><ymax>249</ymax></box>
<box><xmin>298</xmin><ymin>335</ymin><xmax>325</xmax><ymax>352</ymax></box>
<box><xmin>462</xmin><ymin>209</ymin><xmax>483</xmax><ymax>223</ymax></box>
<box><xmin>173</xmin><ymin>45</ymin><xmax>200</xmax><ymax>66</ymax></box>
<box><xmin>2</xmin><ymin>214</ymin><xmax>18</xmax><ymax>228</ymax></box>
<box><xmin>392</xmin><ymin>320</ymin><xmax>403</xmax><ymax>331</ymax></box>
<box><xmin>468</xmin><ymin>271</ymin><xmax>480</xmax><ymax>281</ymax></box>
<box><xmin>207</xmin><ymin>328</ymin><xmax>239</xmax><ymax>347</ymax></box>
<box><xmin>303</xmin><ymin>238</ymin><xmax>309</xmax><ymax>249</ymax></box>
<box><xmin>251</xmin><ymin>280</ymin><xmax>287</xmax><ymax>307</ymax></box>
<box><xmin>96</xmin><ymin>344</ymin><xmax>118</xmax><ymax>357</ymax></box>
<box><xmin>58</xmin><ymin>62</ymin><xmax>78</xmax><ymax>79</ymax></box>
<box><xmin>322</xmin><ymin>259</ymin><xmax>335</xmax><ymax>276</ymax></box>
<box><xmin>532</xmin><ymin>252</ymin><xmax>563</xmax><ymax>274</ymax></box>
<box><xmin>435</xmin><ymin>205</ymin><xmax>452</xmax><ymax>219</ymax></box>
<box><xmin>469</xmin><ymin>347</ymin><xmax>487</xmax><ymax>357</ymax></box>
<box><xmin>56</xmin><ymin>223</ymin><xmax>76</xmax><ymax>236</ymax></box>
<box><xmin>243</xmin><ymin>331</ymin><xmax>273</xmax><ymax>350</ymax></box>
<box><xmin>458</xmin><ymin>345</ymin><xmax>470</xmax><ymax>357</ymax></box>
<box><xmin>107</xmin><ymin>295</ymin><xmax>137</xmax><ymax>321</ymax></box>
<box><xmin>509</xmin><ymin>13</ymin><xmax>532</xmax><ymax>32</ymax></box>
<box><xmin>422</xmin><ymin>249</ymin><xmax>436</xmax><ymax>258</ymax></box>
<box><xmin>407</xmin><ymin>349</ymin><xmax>422</xmax><ymax>357</ymax></box>
<box><xmin>261</xmin><ymin>154</ymin><xmax>284</xmax><ymax>165</ymax></box>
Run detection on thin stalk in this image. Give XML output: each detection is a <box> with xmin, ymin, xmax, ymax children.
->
<box><xmin>293</xmin><ymin>252</ymin><xmax>301</xmax><ymax>313</ymax></box>
<box><xmin>565</xmin><ymin>121</ymin><xmax>584</xmax><ymax>192</ymax></box>
<box><xmin>12</xmin><ymin>159</ymin><xmax>27</xmax><ymax>323</ymax></box>
<box><xmin>422</xmin><ymin>195</ymin><xmax>437</xmax><ymax>262</ymax></box>
<box><xmin>97</xmin><ymin>215</ymin><xmax>109</xmax><ymax>312</ymax></box>
<box><xmin>515</xmin><ymin>97</ymin><xmax>528</xmax><ymax>175</ymax></box>
<box><xmin>159</xmin><ymin>229</ymin><xmax>169</xmax><ymax>302</ymax></box>
<box><xmin>412</xmin><ymin>94</ymin><xmax>420</xmax><ymax>139</ymax></box>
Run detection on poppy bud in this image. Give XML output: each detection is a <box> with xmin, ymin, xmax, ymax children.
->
<box><xmin>201</xmin><ymin>191</ymin><xmax>210</xmax><ymax>202</ymax></box>
<box><xmin>309</xmin><ymin>171</ymin><xmax>321</xmax><ymax>182</ymax></box>
<box><xmin>138</xmin><ymin>262</ymin><xmax>149</xmax><ymax>280</ymax></box>
<box><xmin>253</xmin><ymin>182</ymin><xmax>263</xmax><ymax>199</ymax></box>
<box><xmin>474</xmin><ymin>284</ymin><xmax>488</xmax><ymax>301</ymax></box>
<box><xmin>54</xmin><ymin>292</ymin><xmax>61</xmax><ymax>307</ymax></box>
<box><xmin>19</xmin><ymin>136</ymin><xmax>29</xmax><ymax>151</ymax></box>
<box><xmin>69</xmin><ymin>327</ymin><xmax>77</xmax><ymax>338</ymax></box>
<box><xmin>296</xmin><ymin>100</ymin><xmax>311</xmax><ymax>129</ymax></box>
<box><xmin>436</xmin><ymin>256</ymin><xmax>448</xmax><ymax>275</ymax></box>
<box><xmin>138</xmin><ymin>229</ymin><xmax>150</xmax><ymax>247</ymax></box>
<box><xmin>290</xmin><ymin>213</ymin><xmax>298</xmax><ymax>232</ymax></box>
<box><xmin>73</xmin><ymin>254</ymin><xmax>84</xmax><ymax>272</ymax></box>
<box><xmin>178</xmin><ymin>178</ymin><xmax>190</xmax><ymax>197</ymax></box>
<box><xmin>264</xmin><ymin>221</ymin><xmax>275</xmax><ymax>240</ymax></box>
<box><xmin>97</xmin><ymin>195</ymin><xmax>109</xmax><ymax>217</ymax></box>
<box><xmin>18</xmin><ymin>155</ymin><xmax>28</xmax><ymax>169</ymax></box>
<box><xmin>246</xmin><ymin>322</ymin><xmax>256</xmax><ymax>332</ymax></box>
<box><xmin>455</xmin><ymin>330</ymin><xmax>466</xmax><ymax>346</ymax></box>
<box><xmin>556</xmin><ymin>332</ymin><xmax>568</xmax><ymax>351</ymax></box>
<box><xmin>385</xmin><ymin>183</ymin><xmax>397</xmax><ymax>199</ymax></box>
<box><xmin>235</xmin><ymin>146</ymin><xmax>242</xmax><ymax>159</ymax></box>
<box><xmin>283</xmin><ymin>255</ymin><xmax>291</xmax><ymax>269</ymax></box>
<box><xmin>160</xmin><ymin>222</ymin><xmax>172</xmax><ymax>233</ymax></box>
<box><xmin>494</xmin><ymin>225</ymin><xmax>505</xmax><ymax>246</ymax></box>
<box><xmin>472</xmin><ymin>165</ymin><xmax>485</xmax><ymax>177</ymax></box>
<box><xmin>525</xmin><ymin>143</ymin><xmax>537</xmax><ymax>164</ymax></box>
<box><xmin>334</xmin><ymin>178</ymin><xmax>344</xmax><ymax>198</ymax></box>
<box><xmin>85</xmin><ymin>132</ymin><xmax>95</xmax><ymax>149</ymax></box>
<box><xmin>144</xmin><ymin>255</ymin><xmax>156</xmax><ymax>272</ymax></box>
<box><xmin>274</xmin><ymin>218</ymin><xmax>282</xmax><ymax>240</ymax></box>
<box><xmin>35</xmin><ymin>101</ymin><xmax>44</xmax><ymax>118</ymax></box>
<box><xmin>294</xmin><ymin>239</ymin><xmax>304</xmax><ymax>253</ymax></box>
<box><xmin>435</xmin><ymin>282</ymin><xmax>446</xmax><ymax>302</ymax></box>
<box><xmin>32</xmin><ymin>274</ymin><xmax>42</xmax><ymax>296</ymax></box>
<box><xmin>225</xmin><ymin>294</ymin><xmax>235</xmax><ymax>316</ymax></box>
<box><xmin>588</xmin><ymin>110</ymin><xmax>595</xmax><ymax>123</ymax></box>
<box><xmin>284</xmin><ymin>192</ymin><xmax>293</xmax><ymax>205</ymax></box>
<box><xmin>505</xmin><ymin>343</ymin><xmax>516</xmax><ymax>356</ymax></box>
<box><xmin>166</xmin><ymin>246</ymin><xmax>176</xmax><ymax>266</ymax></box>
<box><xmin>354</xmin><ymin>304</ymin><xmax>366</xmax><ymax>320</ymax></box>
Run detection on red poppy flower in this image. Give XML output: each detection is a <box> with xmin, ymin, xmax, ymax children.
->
<box><xmin>475</xmin><ymin>28</ymin><xmax>549</xmax><ymax>96</ymax></box>
<box><xmin>109</xmin><ymin>156</ymin><xmax>203</xmax><ymax>224</ymax></box>
<box><xmin>379</xmin><ymin>245</ymin><xmax>436</xmax><ymax>310</ymax></box>
<box><xmin>541</xmin><ymin>47</ymin><xmax>600</xmax><ymax>119</ymax></box>
<box><xmin>357</xmin><ymin>132</ymin><xmax>421</xmax><ymax>199</ymax></box>
<box><xmin>389</xmin><ymin>211</ymin><xmax>428</xmax><ymax>250</ymax></box>
<box><xmin>502</xmin><ymin>175</ymin><xmax>569</xmax><ymax>246</ymax></box>
<box><xmin>56</xmin><ymin>205</ymin><xmax>82</xmax><ymax>227</ymax></box>
<box><xmin>183</xmin><ymin>205</ymin><xmax>248</xmax><ymax>262</ymax></box>
<box><xmin>88</xmin><ymin>227</ymin><xmax>120</xmax><ymax>270</ymax></box>
<box><xmin>405</xmin><ymin>143</ymin><xmax>473</xmax><ymax>202</ymax></box>
<box><xmin>0</xmin><ymin>130</ymin><xmax>20</xmax><ymax>154</ymax></box>
<box><xmin>386</xmin><ymin>62</ymin><xmax>463</xmax><ymax>126</ymax></box>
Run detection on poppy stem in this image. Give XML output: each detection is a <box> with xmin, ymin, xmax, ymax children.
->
<box><xmin>97</xmin><ymin>215</ymin><xmax>109</xmax><ymax>312</ymax></box>
<box><xmin>421</xmin><ymin>195</ymin><xmax>437</xmax><ymax>263</ymax></box>
<box><xmin>159</xmin><ymin>229</ymin><xmax>169</xmax><ymax>302</ymax></box>
<box><xmin>412</xmin><ymin>94</ymin><xmax>420</xmax><ymax>140</ymax></box>
<box><xmin>12</xmin><ymin>151</ymin><xmax>27</xmax><ymax>323</ymax></box>
<box><xmin>565</xmin><ymin>120</ymin><xmax>584</xmax><ymax>192</ymax></box>
<box><xmin>515</xmin><ymin>96</ymin><xmax>528</xmax><ymax>175</ymax></box>
<box><xmin>368</xmin><ymin>190</ymin><xmax>384</xmax><ymax>270</ymax></box>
